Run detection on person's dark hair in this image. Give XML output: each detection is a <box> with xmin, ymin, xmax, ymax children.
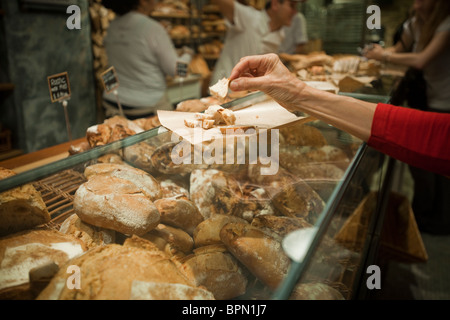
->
<box><xmin>265</xmin><ymin>0</ymin><xmax>286</xmax><ymax>10</ymax></box>
<box><xmin>102</xmin><ymin>0</ymin><xmax>140</xmax><ymax>15</ymax></box>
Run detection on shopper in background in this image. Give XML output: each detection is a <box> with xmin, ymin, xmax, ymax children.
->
<box><xmin>364</xmin><ymin>0</ymin><xmax>450</xmax><ymax>234</ymax></box>
<box><xmin>101</xmin><ymin>0</ymin><xmax>192</xmax><ymax>120</ymax></box>
<box><xmin>278</xmin><ymin>1</ymin><xmax>309</xmax><ymax>55</ymax></box>
<box><xmin>210</xmin><ymin>0</ymin><xmax>299</xmax><ymax>85</ymax></box>
<box><xmin>228</xmin><ymin>53</ymin><xmax>450</xmax><ymax>179</ymax></box>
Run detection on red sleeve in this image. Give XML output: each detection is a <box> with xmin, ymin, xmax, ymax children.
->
<box><xmin>367</xmin><ymin>103</ymin><xmax>450</xmax><ymax>177</ymax></box>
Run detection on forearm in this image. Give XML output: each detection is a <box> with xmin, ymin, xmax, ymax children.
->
<box><xmin>287</xmin><ymin>80</ymin><xmax>376</xmax><ymax>141</ymax></box>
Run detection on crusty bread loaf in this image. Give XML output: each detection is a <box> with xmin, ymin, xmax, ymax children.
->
<box><xmin>279</xmin><ymin>123</ymin><xmax>327</xmax><ymax>147</ymax></box>
<box><xmin>176</xmin><ymin>99</ymin><xmax>208</xmax><ymax>112</ymax></box>
<box><xmin>0</xmin><ymin>167</ymin><xmax>50</xmax><ymax>237</ymax></box>
<box><xmin>0</xmin><ymin>229</ymin><xmax>87</xmax><ymax>299</ymax></box>
<box><xmin>123</xmin><ymin>142</ymin><xmax>157</xmax><ymax>174</ymax></box>
<box><xmin>59</xmin><ymin>214</ymin><xmax>115</xmax><ymax>249</ymax></box>
<box><xmin>73</xmin><ymin>175</ymin><xmax>160</xmax><ymax>236</ymax></box>
<box><xmin>193</xmin><ymin>214</ymin><xmax>249</xmax><ymax>247</ymax></box>
<box><xmin>289</xmin><ymin>282</ymin><xmax>345</xmax><ymax>300</ymax></box>
<box><xmin>83</xmin><ymin>163</ymin><xmax>161</xmax><ymax>201</ymax></box>
<box><xmin>96</xmin><ymin>153</ymin><xmax>124</xmax><ymax>164</ymax></box>
<box><xmin>190</xmin><ymin>169</ymin><xmax>242</xmax><ymax>219</ymax></box>
<box><xmin>154</xmin><ymin>198</ymin><xmax>204</xmax><ymax>235</ymax></box>
<box><xmin>220</xmin><ymin>222</ymin><xmax>290</xmax><ymax>290</ymax></box>
<box><xmin>251</xmin><ymin>215</ymin><xmax>312</xmax><ymax>238</ymax></box>
<box><xmin>158</xmin><ymin>178</ymin><xmax>190</xmax><ymax>199</ymax></box>
<box><xmin>178</xmin><ymin>244</ymin><xmax>248</xmax><ymax>299</ymax></box>
<box><xmin>36</xmin><ymin>244</ymin><xmax>212</xmax><ymax>300</ymax></box>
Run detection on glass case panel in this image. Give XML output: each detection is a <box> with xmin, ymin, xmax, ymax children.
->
<box><xmin>0</xmin><ymin>92</ymin><xmax>391</xmax><ymax>300</ymax></box>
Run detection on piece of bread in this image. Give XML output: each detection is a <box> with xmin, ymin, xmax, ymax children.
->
<box><xmin>36</xmin><ymin>244</ymin><xmax>212</xmax><ymax>300</ymax></box>
<box><xmin>193</xmin><ymin>214</ymin><xmax>249</xmax><ymax>247</ymax></box>
<box><xmin>158</xmin><ymin>178</ymin><xmax>190</xmax><ymax>199</ymax></box>
<box><xmin>184</xmin><ymin>118</ymin><xmax>215</xmax><ymax>129</ymax></box>
<box><xmin>0</xmin><ymin>167</ymin><xmax>50</xmax><ymax>237</ymax></box>
<box><xmin>73</xmin><ymin>175</ymin><xmax>160</xmax><ymax>236</ymax></box>
<box><xmin>96</xmin><ymin>153</ymin><xmax>124</xmax><ymax>164</ymax></box>
<box><xmin>86</xmin><ymin>123</ymin><xmax>112</xmax><ymax>147</ymax></box>
<box><xmin>217</xmin><ymin>108</ymin><xmax>236</xmax><ymax>125</ymax></box>
<box><xmin>83</xmin><ymin>163</ymin><xmax>161</xmax><ymax>201</ymax></box>
<box><xmin>154</xmin><ymin>198</ymin><xmax>204</xmax><ymax>235</ymax></box>
<box><xmin>176</xmin><ymin>99</ymin><xmax>208</xmax><ymax>112</ymax></box>
<box><xmin>220</xmin><ymin>222</ymin><xmax>291</xmax><ymax>290</ymax></box>
<box><xmin>251</xmin><ymin>215</ymin><xmax>312</xmax><ymax>238</ymax></box>
<box><xmin>209</xmin><ymin>77</ymin><xmax>229</xmax><ymax>99</ymax></box>
<box><xmin>59</xmin><ymin>213</ymin><xmax>116</xmax><ymax>249</ymax></box>
<box><xmin>289</xmin><ymin>282</ymin><xmax>345</xmax><ymax>300</ymax></box>
<box><xmin>178</xmin><ymin>244</ymin><xmax>248</xmax><ymax>299</ymax></box>
<box><xmin>0</xmin><ymin>229</ymin><xmax>87</xmax><ymax>299</ymax></box>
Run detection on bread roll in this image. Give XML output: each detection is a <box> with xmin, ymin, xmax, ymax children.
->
<box><xmin>36</xmin><ymin>244</ymin><xmax>210</xmax><ymax>300</ymax></box>
<box><xmin>193</xmin><ymin>214</ymin><xmax>249</xmax><ymax>247</ymax></box>
<box><xmin>142</xmin><ymin>224</ymin><xmax>194</xmax><ymax>257</ymax></box>
<box><xmin>220</xmin><ymin>222</ymin><xmax>290</xmax><ymax>290</ymax></box>
<box><xmin>123</xmin><ymin>142</ymin><xmax>157</xmax><ymax>174</ymax></box>
<box><xmin>289</xmin><ymin>282</ymin><xmax>345</xmax><ymax>300</ymax></box>
<box><xmin>0</xmin><ymin>167</ymin><xmax>50</xmax><ymax>237</ymax></box>
<box><xmin>59</xmin><ymin>214</ymin><xmax>115</xmax><ymax>249</ymax></box>
<box><xmin>176</xmin><ymin>99</ymin><xmax>208</xmax><ymax>112</ymax></box>
<box><xmin>73</xmin><ymin>175</ymin><xmax>160</xmax><ymax>236</ymax></box>
<box><xmin>179</xmin><ymin>244</ymin><xmax>248</xmax><ymax>299</ymax></box>
<box><xmin>154</xmin><ymin>198</ymin><xmax>204</xmax><ymax>235</ymax></box>
<box><xmin>0</xmin><ymin>229</ymin><xmax>87</xmax><ymax>299</ymax></box>
<box><xmin>158</xmin><ymin>178</ymin><xmax>190</xmax><ymax>199</ymax></box>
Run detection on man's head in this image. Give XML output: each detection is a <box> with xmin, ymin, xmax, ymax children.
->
<box><xmin>265</xmin><ymin>0</ymin><xmax>303</xmax><ymax>29</ymax></box>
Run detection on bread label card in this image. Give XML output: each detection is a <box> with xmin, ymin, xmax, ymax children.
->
<box><xmin>101</xmin><ymin>66</ymin><xmax>119</xmax><ymax>93</ymax></box>
<box><xmin>48</xmin><ymin>72</ymin><xmax>71</xmax><ymax>103</ymax></box>
<box><xmin>176</xmin><ymin>61</ymin><xmax>188</xmax><ymax>78</ymax></box>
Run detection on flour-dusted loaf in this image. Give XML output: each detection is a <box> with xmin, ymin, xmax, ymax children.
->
<box><xmin>83</xmin><ymin>163</ymin><xmax>161</xmax><ymax>201</ymax></box>
<box><xmin>220</xmin><ymin>222</ymin><xmax>290</xmax><ymax>290</ymax></box>
<box><xmin>59</xmin><ymin>214</ymin><xmax>115</xmax><ymax>249</ymax></box>
<box><xmin>251</xmin><ymin>215</ymin><xmax>312</xmax><ymax>238</ymax></box>
<box><xmin>123</xmin><ymin>142</ymin><xmax>157</xmax><ymax>174</ymax></box>
<box><xmin>0</xmin><ymin>229</ymin><xmax>87</xmax><ymax>299</ymax></box>
<box><xmin>158</xmin><ymin>178</ymin><xmax>190</xmax><ymax>199</ymax></box>
<box><xmin>141</xmin><ymin>224</ymin><xmax>194</xmax><ymax>258</ymax></box>
<box><xmin>36</xmin><ymin>244</ymin><xmax>213</xmax><ymax>300</ymax></box>
<box><xmin>73</xmin><ymin>175</ymin><xmax>160</xmax><ymax>236</ymax></box>
<box><xmin>289</xmin><ymin>282</ymin><xmax>345</xmax><ymax>300</ymax></box>
<box><xmin>154</xmin><ymin>198</ymin><xmax>204</xmax><ymax>235</ymax></box>
<box><xmin>0</xmin><ymin>167</ymin><xmax>50</xmax><ymax>237</ymax></box>
<box><xmin>178</xmin><ymin>244</ymin><xmax>248</xmax><ymax>300</ymax></box>
<box><xmin>189</xmin><ymin>169</ymin><xmax>242</xmax><ymax>219</ymax></box>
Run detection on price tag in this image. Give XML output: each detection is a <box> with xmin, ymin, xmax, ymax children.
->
<box><xmin>101</xmin><ymin>66</ymin><xmax>120</xmax><ymax>93</ymax></box>
<box><xmin>176</xmin><ymin>61</ymin><xmax>188</xmax><ymax>78</ymax></box>
<box><xmin>48</xmin><ymin>72</ymin><xmax>71</xmax><ymax>103</ymax></box>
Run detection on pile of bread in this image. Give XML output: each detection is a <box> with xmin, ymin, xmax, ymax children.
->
<box><xmin>0</xmin><ymin>110</ymin><xmax>358</xmax><ymax>300</ymax></box>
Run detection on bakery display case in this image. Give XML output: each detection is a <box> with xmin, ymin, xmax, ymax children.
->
<box><xmin>0</xmin><ymin>90</ymin><xmax>394</xmax><ymax>300</ymax></box>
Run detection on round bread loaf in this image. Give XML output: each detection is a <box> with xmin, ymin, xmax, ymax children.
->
<box><xmin>220</xmin><ymin>222</ymin><xmax>290</xmax><ymax>290</ymax></box>
<box><xmin>0</xmin><ymin>229</ymin><xmax>87</xmax><ymax>299</ymax></box>
<box><xmin>0</xmin><ymin>167</ymin><xmax>50</xmax><ymax>237</ymax></box>
<box><xmin>179</xmin><ymin>244</ymin><xmax>248</xmax><ymax>300</ymax></box>
<box><xmin>59</xmin><ymin>214</ymin><xmax>116</xmax><ymax>249</ymax></box>
<box><xmin>123</xmin><ymin>142</ymin><xmax>157</xmax><ymax>174</ymax></box>
<box><xmin>142</xmin><ymin>224</ymin><xmax>194</xmax><ymax>257</ymax></box>
<box><xmin>36</xmin><ymin>244</ymin><xmax>213</xmax><ymax>300</ymax></box>
<box><xmin>73</xmin><ymin>175</ymin><xmax>160</xmax><ymax>236</ymax></box>
<box><xmin>158</xmin><ymin>178</ymin><xmax>190</xmax><ymax>199</ymax></box>
<box><xmin>83</xmin><ymin>163</ymin><xmax>161</xmax><ymax>201</ymax></box>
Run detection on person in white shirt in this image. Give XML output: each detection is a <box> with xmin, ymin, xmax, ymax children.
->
<box><xmin>102</xmin><ymin>0</ymin><xmax>191</xmax><ymax>119</ymax></box>
<box><xmin>278</xmin><ymin>9</ymin><xmax>308</xmax><ymax>54</ymax></box>
<box><xmin>210</xmin><ymin>0</ymin><xmax>300</xmax><ymax>86</ymax></box>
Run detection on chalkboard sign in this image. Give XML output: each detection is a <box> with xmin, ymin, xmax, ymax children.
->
<box><xmin>48</xmin><ymin>72</ymin><xmax>71</xmax><ymax>103</ymax></box>
<box><xmin>176</xmin><ymin>61</ymin><xmax>188</xmax><ymax>78</ymax></box>
<box><xmin>101</xmin><ymin>66</ymin><xmax>120</xmax><ymax>93</ymax></box>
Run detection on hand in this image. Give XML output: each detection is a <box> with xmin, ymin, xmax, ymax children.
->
<box><xmin>229</xmin><ymin>53</ymin><xmax>306</xmax><ymax>111</ymax></box>
<box><xmin>363</xmin><ymin>44</ymin><xmax>385</xmax><ymax>61</ymax></box>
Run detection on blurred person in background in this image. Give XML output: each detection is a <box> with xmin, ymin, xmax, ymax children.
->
<box><xmin>102</xmin><ymin>0</ymin><xmax>192</xmax><ymax>120</ymax></box>
<box><xmin>210</xmin><ymin>0</ymin><xmax>300</xmax><ymax>85</ymax></box>
<box><xmin>278</xmin><ymin>0</ymin><xmax>309</xmax><ymax>54</ymax></box>
<box><xmin>365</xmin><ymin>0</ymin><xmax>450</xmax><ymax>234</ymax></box>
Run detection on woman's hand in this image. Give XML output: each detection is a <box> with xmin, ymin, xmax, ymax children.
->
<box><xmin>363</xmin><ymin>44</ymin><xmax>385</xmax><ymax>61</ymax></box>
<box><xmin>229</xmin><ymin>53</ymin><xmax>306</xmax><ymax>111</ymax></box>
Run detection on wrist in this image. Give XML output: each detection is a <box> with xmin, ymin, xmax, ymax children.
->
<box><xmin>382</xmin><ymin>51</ymin><xmax>392</xmax><ymax>63</ymax></box>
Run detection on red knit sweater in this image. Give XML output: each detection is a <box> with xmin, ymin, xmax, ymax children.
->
<box><xmin>367</xmin><ymin>103</ymin><xmax>450</xmax><ymax>177</ymax></box>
